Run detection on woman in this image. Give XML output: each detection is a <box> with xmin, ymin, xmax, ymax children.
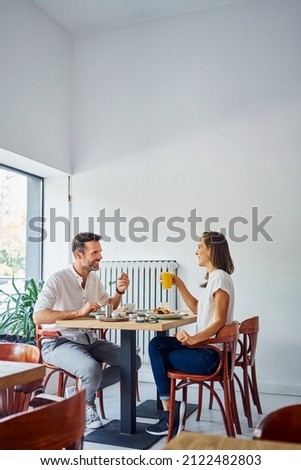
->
<box><xmin>146</xmin><ymin>231</ymin><xmax>234</xmax><ymax>437</ymax></box>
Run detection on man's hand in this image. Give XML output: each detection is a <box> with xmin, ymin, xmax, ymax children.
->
<box><xmin>116</xmin><ymin>272</ymin><xmax>130</xmax><ymax>294</ymax></box>
<box><xmin>78</xmin><ymin>302</ymin><xmax>100</xmax><ymax>317</ymax></box>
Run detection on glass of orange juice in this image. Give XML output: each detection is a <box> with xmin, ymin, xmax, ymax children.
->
<box><xmin>161</xmin><ymin>272</ymin><xmax>173</xmax><ymax>289</ymax></box>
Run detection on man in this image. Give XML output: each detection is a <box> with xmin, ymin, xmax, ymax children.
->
<box><xmin>34</xmin><ymin>232</ymin><xmax>141</xmax><ymax>429</ymax></box>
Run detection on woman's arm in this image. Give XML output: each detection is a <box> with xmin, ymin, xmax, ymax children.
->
<box><xmin>176</xmin><ymin>288</ymin><xmax>229</xmax><ymax>345</ymax></box>
<box><xmin>172</xmin><ymin>275</ymin><xmax>198</xmax><ymax>314</ymax></box>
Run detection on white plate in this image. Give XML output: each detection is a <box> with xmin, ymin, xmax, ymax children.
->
<box><xmin>89</xmin><ymin>311</ymin><xmax>105</xmax><ymax>317</ymax></box>
<box><xmin>151</xmin><ymin>312</ymin><xmax>186</xmax><ymax>320</ymax></box>
<box><xmin>89</xmin><ymin>310</ymin><xmax>128</xmax><ymax>318</ymax></box>
<box><xmin>135</xmin><ymin>309</ymin><xmax>152</xmax><ymax>315</ymax></box>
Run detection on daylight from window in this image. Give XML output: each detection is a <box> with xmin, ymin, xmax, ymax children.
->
<box><xmin>0</xmin><ymin>168</ymin><xmax>27</xmax><ymax>279</ymax></box>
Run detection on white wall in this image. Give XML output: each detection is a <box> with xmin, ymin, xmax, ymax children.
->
<box><xmin>1</xmin><ymin>0</ymin><xmax>300</xmax><ymax>395</ymax></box>
<box><xmin>0</xmin><ymin>0</ymin><xmax>72</xmax><ymax>285</ymax></box>
<box><xmin>71</xmin><ymin>0</ymin><xmax>301</xmax><ymax>395</ymax></box>
<box><xmin>0</xmin><ymin>0</ymin><xmax>72</xmax><ymax>173</ymax></box>
<box><xmin>42</xmin><ymin>176</ymin><xmax>71</xmax><ymax>279</ymax></box>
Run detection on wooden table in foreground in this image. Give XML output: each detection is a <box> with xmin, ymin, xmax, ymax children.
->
<box><xmin>163</xmin><ymin>431</ymin><xmax>301</xmax><ymax>450</ymax></box>
<box><xmin>0</xmin><ymin>361</ymin><xmax>46</xmax><ymax>391</ymax></box>
<box><xmin>56</xmin><ymin>313</ymin><xmax>196</xmax><ymax>449</ymax></box>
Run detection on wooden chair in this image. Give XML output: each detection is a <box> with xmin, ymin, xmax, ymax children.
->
<box><xmin>36</xmin><ymin>325</ymin><xmax>106</xmax><ymax>418</ymax></box>
<box><xmin>0</xmin><ymin>390</ymin><xmax>86</xmax><ymax>449</ymax></box>
<box><xmin>208</xmin><ymin>316</ymin><xmax>262</xmax><ymax>428</ymax></box>
<box><xmin>233</xmin><ymin>316</ymin><xmax>262</xmax><ymax>427</ymax></box>
<box><xmin>167</xmin><ymin>322</ymin><xmax>241</xmax><ymax>442</ymax></box>
<box><xmin>0</xmin><ymin>343</ymin><xmax>44</xmax><ymax>417</ymax></box>
<box><xmin>253</xmin><ymin>404</ymin><xmax>301</xmax><ymax>444</ymax></box>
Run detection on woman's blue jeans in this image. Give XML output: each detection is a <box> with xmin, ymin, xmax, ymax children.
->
<box><xmin>148</xmin><ymin>336</ymin><xmax>220</xmax><ymax>401</ymax></box>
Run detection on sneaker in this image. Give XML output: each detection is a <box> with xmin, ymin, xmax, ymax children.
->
<box><xmin>85</xmin><ymin>405</ymin><xmax>103</xmax><ymax>429</ymax></box>
<box><xmin>145</xmin><ymin>401</ymin><xmax>185</xmax><ymax>437</ymax></box>
<box><xmin>145</xmin><ymin>414</ymin><xmax>169</xmax><ymax>436</ymax></box>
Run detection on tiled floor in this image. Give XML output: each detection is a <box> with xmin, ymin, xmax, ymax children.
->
<box><xmin>83</xmin><ymin>379</ymin><xmax>301</xmax><ymax>450</ymax></box>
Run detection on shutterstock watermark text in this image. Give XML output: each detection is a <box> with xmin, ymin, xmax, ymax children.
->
<box><xmin>28</xmin><ymin>207</ymin><xmax>274</xmax><ymax>243</ymax></box>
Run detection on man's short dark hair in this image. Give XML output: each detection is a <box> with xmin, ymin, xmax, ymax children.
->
<box><xmin>72</xmin><ymin>232</ymin><xmax>102</xmax><ymax>253</ymax></box>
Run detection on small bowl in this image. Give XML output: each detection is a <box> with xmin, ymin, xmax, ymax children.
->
<box><xmin>112</xmin><ymin>312</ymin><xmax>120</xmax><ymax>319</ymax></box>
<box><xmin>129</xmin><ymin>313</ymin><xmax>138</xmax><ymax>321</ymax></box>
<box><xmin>95</xmin><ymin>314</ymin><xmax>105</xmax><ymax>320</ymax></box>
<box><xmin>118</xmin><ymin>311</ymin><xmax>127</xmax><ymax>318</ymax></box>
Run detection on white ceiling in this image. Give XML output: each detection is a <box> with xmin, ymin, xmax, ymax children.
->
<box><xmin>31</xmin><ymin>0</ymin><xmax>245</xmax><ymax>36</ymax></box>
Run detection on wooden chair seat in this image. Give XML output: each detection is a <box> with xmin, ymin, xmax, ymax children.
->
<box><xmin>0</xmin><ymin>343</ymin><xmax>44</xmax><ymax>417</ymax></box>
<box><xmin>253</xmin><ymin>404</ymin><xmax>301</xmax><ymax>443</ymax></box>
<box><xmin>167</xmin><ymin>322</ymin><xmax>241</xmax><ymax>442</ymax></box>
<box><xmin>0</xmin><ymin>390</ymin><xmax>85</xmax><ymax>449</ymax></box>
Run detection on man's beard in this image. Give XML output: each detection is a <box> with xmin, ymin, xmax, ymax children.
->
<box><xmin>83</xmin><ymin>257</ymin><xmax>100</xmax><ymax>272</ymax></box>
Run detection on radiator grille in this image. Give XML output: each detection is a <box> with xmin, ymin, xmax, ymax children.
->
<box><xmin>99</xmin><ymin>260</ymin><xmax>178</xmax><ymax>363</ymax></box>
<box><xmin>100</xmin><ymin>260</ymin><xmax>178</xmax><ymax>309</ymax></box>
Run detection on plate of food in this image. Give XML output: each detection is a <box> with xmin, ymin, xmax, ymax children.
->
<box><xmin>148</xmin><ymin>307</ymin><xmax>187</xmax><ymax>320</ymax></box>
<box><xmin>152</xmin><ymin>313</ymin><xmax>186</xmax><ymax>320</ymax></box>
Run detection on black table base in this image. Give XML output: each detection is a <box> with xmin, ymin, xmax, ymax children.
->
<box><xmin>84</xmin><ymin>419</ymin><xmax>162</xmax><ymax>449</ymax></box>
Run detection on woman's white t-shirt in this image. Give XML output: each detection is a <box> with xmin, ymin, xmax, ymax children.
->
<box><xmin>197</xmin><ymin>269</ymin><xmax>234</xmax><ymax>332</ymax></box>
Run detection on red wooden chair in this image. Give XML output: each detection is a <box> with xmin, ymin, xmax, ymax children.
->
<box><xmin>208</xmin><ymin>316</ymin><xmax>262</xmax><ymax>428</ymax></box>
<box><xmin>0</xmin><ymin>390</ymin><xmax>86</xmax><ymax>449</ymax></box>
<box><xmin>166</xmin><ymin>322</ymin><xmax>241</xmax><ymax>442</ymax></box>
<box><xmin>233</xmin><ymin>316</ymin><xmax>262</xmax><ymax>427</ymax></box>
<box><xmin>253</xmin><ymin>404</ymin><xmax>301</xmax><ymax>443</ymax></box>
<box><xmin>36</xmin><ymin>325</ymin><xmax>106</xmax><ymax>418</ymax></box>
<box><xmin>0</xmin><ymin>342</ymin><xmax>44</xmax><ymax>417</ymax></box>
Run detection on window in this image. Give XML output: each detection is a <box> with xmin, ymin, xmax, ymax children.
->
<box><xmin>0</xmin><ymin>165</ymin><xmax>43</xmax><ymax>285</ymax></box>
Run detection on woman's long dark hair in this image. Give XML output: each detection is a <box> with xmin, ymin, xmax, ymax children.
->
<box><xmin>201</xmin><ymin>231</ymin><xmax>234</xmax><ymax>287</ymax></box>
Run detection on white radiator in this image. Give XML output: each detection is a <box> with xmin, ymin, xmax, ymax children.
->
<box><xmin>99</xmin><ymin>260</ymin><xmax>178</xmax><ymax>364</ymax></box>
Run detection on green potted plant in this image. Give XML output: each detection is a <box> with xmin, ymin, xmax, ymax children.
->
<box><xmin>0</xmin><ymin>277</ymin><xmax>44</xmax><ymax>344</ymax></box>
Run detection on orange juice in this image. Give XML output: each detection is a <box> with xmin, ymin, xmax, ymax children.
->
<box><xmin>161</xmin><ymin>272</ymin><xmax>173</xmax><ymax>289</ymax></box>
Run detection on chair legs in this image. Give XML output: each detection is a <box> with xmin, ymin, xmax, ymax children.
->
<box><xmin>196</xmin><ymin>384</ymin><xmax>203</xmax><ymax>421</ymax></box>
<box><xmin>1</xmin><ymin>383</ymin><xmax>44</xmax><ymax>418</ymax></box>
<box><xmin>167</xmin><ymin>378</ymin><xmax>238</xmax><ymax>443</ymax></box>
<box><xmin>200</xmin><ymin>381</ymin><xmax>241</xmax><ymax>435</ymax></box>
<box><xmin>250</xmin><ymin>364</ymin><xmax>262</xmax><ymax>414</ymax></box>
<box><xmin>42</xmin><ymin>366</ymin><xmax>139</xmax><ymax>421</ymax></box>
<box><xmin>234</xmin><ymin>363</ymin><xmax>262</xmax><ymax>428</ymax></box>
<box><xmin>96</xmin><ymin>390</ymin><xmax>106</xmax><ymax>419</ymax></box>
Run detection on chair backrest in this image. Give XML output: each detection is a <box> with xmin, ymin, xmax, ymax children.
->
<box><xmin>216</xmin><ymin>321</ymin><xmax>240</xmax><ymax>380</ymax></box>
<box><xmin>253</xmin><ymin>404</ymin><xmax>301</xmax><ymax>443</ymax></box>
<box><xmin>0</xmin><ymin>342</ymin><xmax>40</xmax><ymax>363</ymax></box>
<box><xmin>0</xmin><ymin>342</ymin><xmax>44</xmax><ymax>416</ymax></box>
<box><xmin>35</xmin><ymin>324</ymin><xmax>62</xmax><ymax>365</ymax></box>
<box><xmin>0</xmin><ymin>389</ymin><xmax>86</xmax><ymax>449</ymax></box>
<box><xmin>236</xmin><ymin>316</ymin><xmax>259</xmax><ymax>366</ymax></box>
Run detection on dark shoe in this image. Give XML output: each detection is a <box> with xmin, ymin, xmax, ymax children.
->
<box><xmin>145</xmin><ymin>401</ymin><xmax>185</xmax><ymax>437</ymax></box>
<box><xmin>145</xmin><ymin>414</ymin><xmax>169</xmax><ymax>436</ymax></box>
